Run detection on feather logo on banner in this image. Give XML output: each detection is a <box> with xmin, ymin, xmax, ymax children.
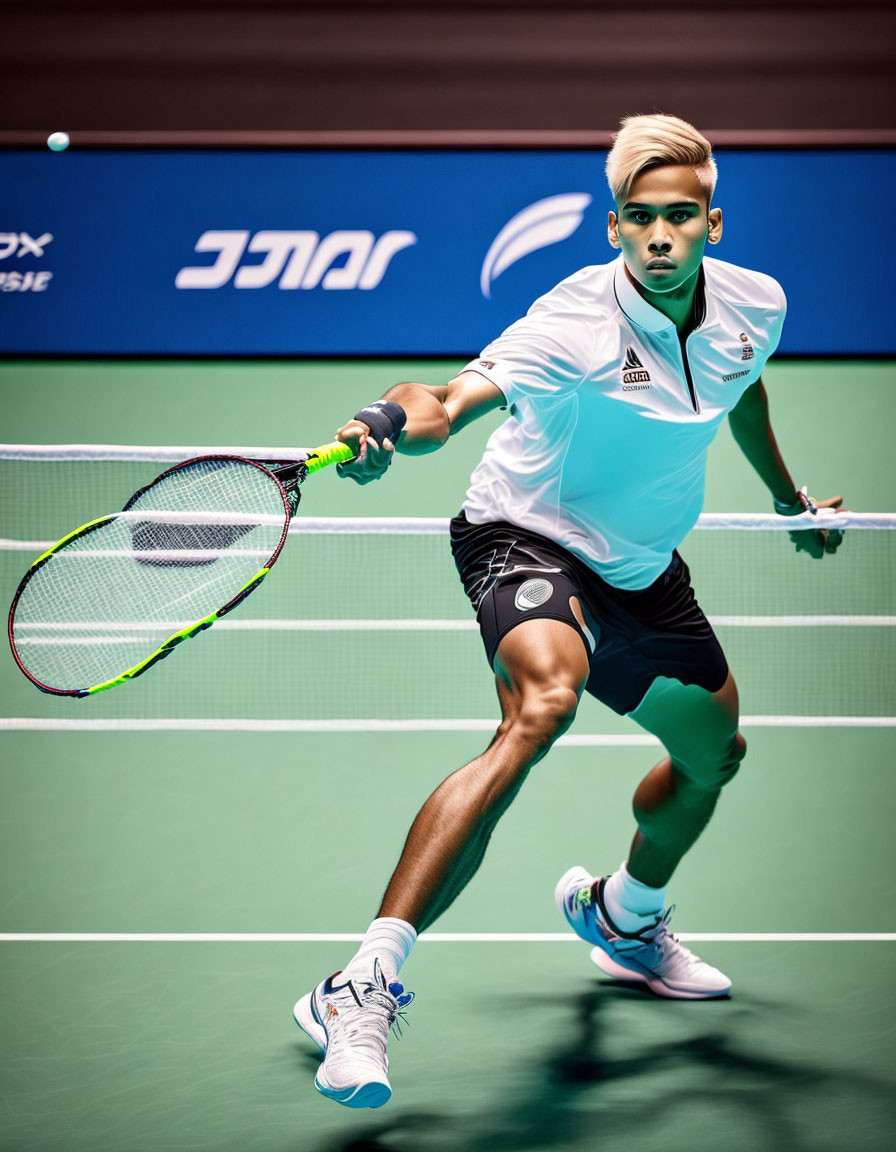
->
<box><xmin>480</xmin><ymin>193</ymin><xmax>593</xmax><ymax>299</ymax></box>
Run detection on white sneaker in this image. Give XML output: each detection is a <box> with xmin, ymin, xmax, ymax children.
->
<box><xmin>293</xmin><ymin>958</ymin><xmax>414</xmax><ymax>1108</ymax></box>
<box><xmin>555</xmin><ymin>865</ymin><xmax>731</xmax><ymax>1000</ymax></box>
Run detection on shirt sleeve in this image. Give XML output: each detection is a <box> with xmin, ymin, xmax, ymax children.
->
<box><xmin>755</xmin><ymin>277</ymin><xmax>787</xmax><ymax>372</ymax></box>
<box><xmin>460</xmin><ymin>294</ymin><xmax>594</xmax><ymax>408</ymax></box>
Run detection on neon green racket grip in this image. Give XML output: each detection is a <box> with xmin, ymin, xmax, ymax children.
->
<box><xmin>304</xmin><ymin>441</ymin><xmax>355</xmax><ymax>474</ymax></box>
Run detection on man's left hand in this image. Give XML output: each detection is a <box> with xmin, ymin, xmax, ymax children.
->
<box><xmin>785</xmin><ymin>493</ymin><xmax>847</xmax><ymax>558</ymax></box>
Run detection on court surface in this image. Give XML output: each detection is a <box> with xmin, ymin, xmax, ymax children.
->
<box><xmin>1</xmin><ymin>358</ymin><xmax>895</xmax><ymax>1152</ymax></box>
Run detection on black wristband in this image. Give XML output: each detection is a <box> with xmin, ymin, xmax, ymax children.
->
<box><xmin>354</xmin><ymin>400</ymin><xmax>407</xmax><ymax>447</ymax></box>
<box><xmin>773</xmin><ymin>493</ymin><xmax>802</xmax><ymax>516</ymax></box>
<box><xmin>774</xmin><ymin>487</ymin><xmax>816</xmax><ymax>517</ymax></box>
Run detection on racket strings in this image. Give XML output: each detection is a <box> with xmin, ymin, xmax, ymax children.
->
<box><xmin>11</xmin><ymin>458</ymin><xmax>288</xmax><ymax>692</ymax></box>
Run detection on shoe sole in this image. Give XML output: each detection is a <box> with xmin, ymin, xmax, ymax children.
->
<box><xmin>293</xmin><ymin>993</ymin><xmax>327</xmax><ymax>1053</ymax></box>
<box><xmin>314</xmin><ymin>1075</ymin><xmax>392</xmax><ymax>1108</ymax></box>
<box><xmin>589</xmin><ymin>946</ymin><xmax>732</xmax><ymax>1000</ymax></box>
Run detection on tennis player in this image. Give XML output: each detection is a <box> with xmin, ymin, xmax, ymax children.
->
<box><xmin>293</xmin><ymin>113</ymin><xmax>844</xmax><ymax>1108</ymax></box>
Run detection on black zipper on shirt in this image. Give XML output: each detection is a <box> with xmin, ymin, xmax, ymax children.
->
<box><xmin>678</xmin><ymin>266</ymin><xmax>705</xmax><ymax>414</ymax></box>
<box><xmin>679</xmin><ymin>333</ymin><xmax>700</xmax><ymax>414</ymax></box>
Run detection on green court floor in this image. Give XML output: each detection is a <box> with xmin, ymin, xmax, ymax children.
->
<box><xmin>2</xmin><ymin>941</ymin><xmax>894</xmax><ymax>1152</ymax></box>
<box><xmin>1</xmin><ymin>358</ymin><xmax>894</xmax><ymax>1151</ymax></box>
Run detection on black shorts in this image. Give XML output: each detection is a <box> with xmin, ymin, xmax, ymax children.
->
<box><xmin>449</xmin><ymin>512</ymin><xmax>728</xmax><ymax>716</ymax></box>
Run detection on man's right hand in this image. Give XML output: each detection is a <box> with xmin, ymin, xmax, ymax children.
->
<box><xmin>334</xmin><ymin>420</ymin><xmax>395</xmax><ymax>484</ymax></box>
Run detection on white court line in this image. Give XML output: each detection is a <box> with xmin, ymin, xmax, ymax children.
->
<box><xmin>10</xmin><ymin>548</ymin><xmax>273</xmax><ymax>562</ymax></box>
<box><xmin>710</xmin><ymin>615</ymin><xmax>895</xmax><ymax>627</ymax></box>
<box><xmin>13</xmin><ymin>616</ymin><xmax>896</xmax><ymax>633</ymax></box>
<box><xmin>0</xmin><ymin>932</ymin><xmax>893</xmax><ymax>943</ymax></box>
<box><xmin>1</xmin><ymin>717</ymin><xmax>894</xmax><ymax>734</ymax></box>
<box><xmin>16</xmin><ymin>619</ymin><xmax>483</xmax><ymax>634</ymax></box>
<box><xmin>0</xmin><ymin>718</ymin><xmax>648</xmax><ymax>738</ymax></box>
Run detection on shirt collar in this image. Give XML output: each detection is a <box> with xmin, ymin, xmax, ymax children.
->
<box><xmin>613</xmin><ymin>255</ymin><xmax>717</xmax><ymax>335</ymax></box>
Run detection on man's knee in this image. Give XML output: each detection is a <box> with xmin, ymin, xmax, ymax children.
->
<box><xmin>512</xmin><ymin>683</ymin><xmax>579</xmax><ymax>746</ymax></box>
<box><xmin>630</xmin><ymin>675</ymin><xmax>746</xmax><ymax>792</ymax></box>
<box><xmin>676</xmin><ymin>729</ymin><xmax>747</xmax><ymax>790</ymax></box>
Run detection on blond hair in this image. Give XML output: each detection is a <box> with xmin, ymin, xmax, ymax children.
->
<box><xmin>606</xmin><ymin>114</ymin><xmax>717</xmax><ymax>206</ymax></box>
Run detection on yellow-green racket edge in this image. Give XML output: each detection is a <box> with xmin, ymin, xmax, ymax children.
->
<box><xmin>81</xmin><ymin>567</ymin><xmax>270</xmax><ymax>695</ymax></box>
<box><xmin>31</xmin><ymin>514</ymin><xmax>115</xmax><ymax>568</ymax></box>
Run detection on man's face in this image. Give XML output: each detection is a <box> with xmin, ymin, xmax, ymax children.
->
<box><xmin>608</xmin><ymin>164</ymin><xmax>722</xmax><ymax>294</ymax></box>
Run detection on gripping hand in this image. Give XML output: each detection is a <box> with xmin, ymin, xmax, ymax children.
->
<box><xmin>334</xmin><ymin>401</ymin><xmax>407</xmax><ymax>485</ymax></box>
<box><xmin>775</xmin><ymin>487</ymin><xmax>846</xmax><ymax>558</ymax></box>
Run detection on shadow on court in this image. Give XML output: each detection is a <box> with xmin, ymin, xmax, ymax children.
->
<box><xmin>304</xmin><ymin>984</ymin><xmax>896</xmax><ymax>1152</ymax></box>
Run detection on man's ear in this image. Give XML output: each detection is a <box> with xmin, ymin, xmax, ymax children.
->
<box><xmin>707</xmin><ymin>207</ymin><xmax>723</xmax><ymax>245</ymax></box>
<box><xmin>607</xmin><ymin>210</ymin><xmax>621</xmax><ymax>249</ymax></box>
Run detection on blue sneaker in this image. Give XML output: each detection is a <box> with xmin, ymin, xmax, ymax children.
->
<box><xmin>293</xmin><ymin>957</ymin><xmax>414</xmax><ymax>1108</ymax></box>
<box><xmin>555</xmin><ymin>865</ymin><xmax>731</xmax><ymax>1000</ymax></box>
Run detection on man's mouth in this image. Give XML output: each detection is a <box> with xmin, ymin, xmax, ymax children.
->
<box><xmin>646</xmin><ymin>258</ymin><xmax>676</xmax><ymax>270</ymax></box>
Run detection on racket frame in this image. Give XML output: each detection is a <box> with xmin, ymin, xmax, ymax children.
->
<box><xmin>8</xmin><ymin>453</ymin><xmax>299</xmax><ymax>697</ymax></box>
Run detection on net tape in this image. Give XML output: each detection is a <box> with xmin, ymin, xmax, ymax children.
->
<box><xmin>1</xmin><ymin>444</ymin><xmax>892</xmax><ymax>536</ymax></box>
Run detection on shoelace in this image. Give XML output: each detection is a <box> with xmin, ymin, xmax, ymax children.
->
<box><xmin>635</xmin><ymin>907</ymin><xmax>707</xmax><ymax>971</ymax></box>
<box><xmin>331</xmin><ymin>979</ymin><xmax>414</xmax><ymax>1063</ymax></box>
<box><xmin>338</xmin><ymin>985</ymin><xmax>395</xmax><ymax>1063</ymax></box>
<box><xmin>386</xmin><ymin>980</ymin><xmax>414</xmax><ymax>1040</ymax></box>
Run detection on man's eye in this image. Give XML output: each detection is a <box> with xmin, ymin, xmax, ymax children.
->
<box><xmin>630</xmin><ymin>212</ymin><xmax>651</xmax><ymax>224</ymax></box>
<box><xmin>671</xmin><ymin>211</ymin><xmax>692</xmax><ymax>223</ymax></box>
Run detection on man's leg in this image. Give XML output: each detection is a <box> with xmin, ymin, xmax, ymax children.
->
<box><xmin>377</xmin><ymin>614</ymin><xmax>590</xmax><ymax>931</ymax></box>
<box><xmin>623</xmin><ymin>670</ymin><xmax>745</xmax><ymax>889</ymax></box>
<box><xmin>555</xmin><ymin>670</ymin><xmax>743</xmax><ymax>998</ymax></box>
<box><xmin>296</xmin><ymin>615</ymin><xmax>590</xmax><ymax>1105</ymax></box>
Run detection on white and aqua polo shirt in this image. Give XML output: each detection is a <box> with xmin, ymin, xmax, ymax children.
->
<box><xmin>461</xmin><ymin>254</ymin><xmax>786</xmax><ymax>590</ymax></box>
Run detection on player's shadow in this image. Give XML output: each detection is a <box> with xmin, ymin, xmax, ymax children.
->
<box><xmin>305</xmin><ymin>1111</ymin><xmax>445</xmax><ymax>1152</ymax></box>
<box><xmin>458</xmin><ymin>982</ymin><xmax>896</xmax><ymax>1152</ymax></box>
<box><xmin>303</xmin><ymin>980</ymin><xmax>896</xmax><ymax>1152</ymax></box>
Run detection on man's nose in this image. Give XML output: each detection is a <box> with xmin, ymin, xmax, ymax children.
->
<box><xmin>648</xmin><ymin>222</ymin><xmax>672</xmax><ymax>251</ymax></box>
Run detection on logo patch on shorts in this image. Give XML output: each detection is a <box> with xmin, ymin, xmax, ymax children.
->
<box><xmin>514</xmin><ymin>578</ymin><xmax>554</xmax><ymax>611</ymax></box>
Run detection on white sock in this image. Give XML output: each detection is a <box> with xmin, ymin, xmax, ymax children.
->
<box><xmin>344</xmin><ymin>917</ymin><xmax>417</xmax><ymax>980</ymax></box>
<box><xmin>603</xmin><ymin>861</ymin><xmax>666</xmax><ymax>934</ymax></box>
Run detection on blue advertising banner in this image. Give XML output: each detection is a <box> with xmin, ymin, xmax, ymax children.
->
<box><xmin>0</xmin><ymin>149</ymin><xmax>892</xmax><ymax>355</ymax></box>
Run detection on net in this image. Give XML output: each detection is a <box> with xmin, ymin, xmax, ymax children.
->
<box><xmin>2</xmin><ymin>445</ymin><xmax>894</xmax><ymax>729</ymax></box>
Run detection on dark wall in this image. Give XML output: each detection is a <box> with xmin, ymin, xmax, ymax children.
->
<box><xmin>3</xmin><ymin>0</ymin><xmax>895</xmax><ymax>131</ymax></box>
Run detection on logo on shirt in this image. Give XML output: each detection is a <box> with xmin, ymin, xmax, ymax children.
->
<box><xmin>739</xmin><ymin>332</ymin><xmax>755</xmax><ymax>360</ymax></box>
<box><xmin>480</xmin><ymin>193</ymin><xmax>592</xmax><ymax>299</ymax></box>
<box><xmin>622</xmin><ymin>346</ymin><xmax>651</xmax><ymax>388</ymax></box>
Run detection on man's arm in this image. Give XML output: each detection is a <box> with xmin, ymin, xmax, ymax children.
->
<box><xmin>728</xmin><ymin>376</ymin><xmax>844</xmax><ymax>556</ymax></box>
<box><xmin>334</xmin><ymin>371</ymin><xmax>505</xmax><ymax>483</ymax></box>
<box><xmin>727</xmin><ymin>377</ymin><xmax>799</xmax><ymax>505</ymax></box>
